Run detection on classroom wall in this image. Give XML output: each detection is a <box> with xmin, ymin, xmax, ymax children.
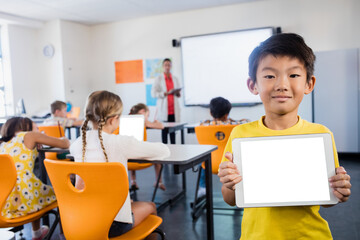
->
<box><xmin>6</xmin><ymin>20</ymin><xmax>65</xmax><ymax>115</ymax></box>
<box><xmin>59</xmin><ymin>21</ymin><xmax>91</xmax><ymax>115</ymax></box>
<box><xmin>3</xmin><ymin>0</ymin><xmax>360</xmax><ymax>125</ymax></box>
<box><xmin>4</xmin><ymin>20</ymin><xmax>91</xmax><ymax>116</ymax></box>
<box><xmin>88</xmin><ymin>0</ymin><xmax>360</xmax><ymax>124</ymax></box>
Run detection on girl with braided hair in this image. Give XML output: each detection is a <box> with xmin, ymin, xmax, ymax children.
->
<box><xmin>70</xmin><ymin>90</ymin><xmax>170</xmax><ymax>238</ymax></box>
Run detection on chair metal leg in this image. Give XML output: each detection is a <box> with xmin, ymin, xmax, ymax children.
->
<box><xmin>43</xmin><ymin>209</ymin><xmax>60</xmax><ymax>240</ymax></box>
<box><xmin>9</xmin><ymin>225</ymin><xmax>25</xmax><ymax>240</ymax></box>
<box><xmin>7</xmin><ymin>209</ymin><xmax>59</xmax><ymax>240</ymax></box>
<box><xmin>191</xmin><ymin>167</ymin><xmax>207</xmax><ymax>221</ymax></box>
<box><xmin>151</xmin><ymin>164</ymin><xmax>164</xmax><ymax>202</ymax></box>
<box><xmin>153</xmin><ymin>228</ymin><xmax>166</xmax><ymax>240</ymax></box>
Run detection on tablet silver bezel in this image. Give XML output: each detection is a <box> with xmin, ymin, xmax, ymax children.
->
<box><xmin>233</xmin><ymin>133</ymin><xmax>338</xmax><ymax>208</ymax></box>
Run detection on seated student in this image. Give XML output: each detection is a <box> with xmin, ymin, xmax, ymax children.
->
<box><xmin>129</xmin><ymin>103</ymin><xmax>167</xmax><ymax>191</ymax></box>
<box><xmin>70</xmin><ymin>91</ymin><xmax>170</xmax><ymax>238</ymax></box>
<box><xmin>200</xmin><ymin>97</ymin><xmax>250</xmax><ymax>126</ymax></box>
<box><xmin>0</xmin><ymin>117</ymin><xmax>70</xmax><ymax>240</ymax></box>
<box><xmin>218</xmin><ymin>33</ymin><xmax>351</xmax><ymax>239</ymax></box>
<box><xmin>197</xmin><ymin>97</ymin><xmax>249</xmax><ymax>197</ymax></box>
<box><xmin>43</xmin><ymin>100</ymin><xmax>83</xmax><ymax>128</ymax></box>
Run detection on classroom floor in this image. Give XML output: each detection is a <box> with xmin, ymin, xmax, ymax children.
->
<box><xmin>14</xmin><ymin>156</ymin><xmax>360</xmax><ymax>240</ymax></box>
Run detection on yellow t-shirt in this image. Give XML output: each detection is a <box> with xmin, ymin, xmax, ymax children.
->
<box><xmin>222</xmin><ymin>116</ymin><xmax>339</xmax><ymax>240</ymax></box>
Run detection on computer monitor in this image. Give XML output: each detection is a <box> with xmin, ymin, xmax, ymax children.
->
<box><xmin>15</xmin><ymin>98</ymin><xmax>26</xmax><ymax>116</ymax></box>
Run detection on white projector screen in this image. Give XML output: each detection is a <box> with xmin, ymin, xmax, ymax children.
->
<box><xmin>181</xmin><ymin>27</ymin><xmax>274</xmax><ymax>106</ymax></box>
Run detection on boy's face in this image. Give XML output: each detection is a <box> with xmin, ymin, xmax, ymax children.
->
<box><xmin>247</xmin><ymin>55</ymin><xmax>315</xmax><ymax>117</ymax></box>
<box><xmin>55</xmin><ymin>107</ymin><xmax>67</xmax><ymax>118</ymax></box>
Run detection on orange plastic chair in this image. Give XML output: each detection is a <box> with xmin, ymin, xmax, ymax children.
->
<box><xmin>192</xmin><ymin>124</ymin><xmax>240</xmax><ymax>219</ymax></box>
<box><xmin>195</xmin><ymin>124</ymin><xmax>237</xmax><ymax>174</ymax></box>
<box><xmin>38</xmin><ymin>125</ymin><xmax>68</xmax><ymax>160</ymax></box>
<box><xmin>44</xmin><ymin>159</ymin><xmax>165</xmax><ymax>240</ymax></box>
<box><xmin>66</xmin><ymin>106</ymin><xmax>80</xmax><ymax>119</ymax></box>
<box><xmin>0</xmin><ymin>154</ymin><xmax>59</xmax><ymax>239</ymax></box>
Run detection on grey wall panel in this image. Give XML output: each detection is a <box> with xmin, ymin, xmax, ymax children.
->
<box><xmin>314</xmin><ymin>49</ymin><xmax>359</xmax><ymax>152</ymax></box>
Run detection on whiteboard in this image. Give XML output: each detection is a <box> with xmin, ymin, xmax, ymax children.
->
<box><xmin>181</xmin><ymin>27</ymin><xmax>274</xmax><ymax>106</ymax></box>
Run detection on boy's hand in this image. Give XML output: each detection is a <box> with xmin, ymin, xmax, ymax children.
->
<box><xmin>218</xmin><ymin>152</ymin><xmax>242</xmax><ymax>191</ymax></box>
<box><xmin>329</xmin><ymin>166</ymin><xmax>351</xmax><ymax>203</ymax></box>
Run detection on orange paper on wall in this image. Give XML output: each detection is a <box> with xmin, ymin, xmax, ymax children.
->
<box><xmin>115</xmin><ymin>60</ymin><xmax>144</xmax><ymax>84</ymax></box>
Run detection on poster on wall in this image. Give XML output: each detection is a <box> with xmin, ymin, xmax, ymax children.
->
<box><xmin>145</xmin><ymin>58</ymin><xmax>163</xmax><ymax>79</ymax></box>
<box><xmin>115</xmin><ymin>60</ymin><xmax>144</xmax><ymax>84</ymax></box>
<box><xmin>146</xmin><ymin>84</ymin><xmax>157</xmax><ymax>106</ymax></box>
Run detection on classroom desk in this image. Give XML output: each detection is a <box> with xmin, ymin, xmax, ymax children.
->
<box><xmin>161</xmin><ymin>122</ymin><xmax>187</xmax><ymax>144</ymax></box>
<box><xmin>184</xmin><ymin>123</ymin><xmax>199</xmax><ymax>134</ymax></box>
<box><xmin>129</xmin><ymin>144</ymin><xmax>217</xmax><ymax>240</ymax></box>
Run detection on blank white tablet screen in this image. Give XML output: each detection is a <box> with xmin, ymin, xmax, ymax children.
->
<box><xmin>119</xmin><ymin>115</ymin><xmax>144</xmax><ymax>141</ymax></box>
<box><xmin>240</xmin><ymin>137</ymin><xmax>330</xmax><ymax>204</ymax></box>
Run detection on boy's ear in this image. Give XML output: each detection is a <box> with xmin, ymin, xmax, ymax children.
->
<box><xmin>304</xmin><ymin>76</ymin><xmax>316</xmax><ymax>95</ymax></box>
<box><xmin>247</xmin><ymin>78</ymin><xmax>259</xmax><ymax>95</ymax></box>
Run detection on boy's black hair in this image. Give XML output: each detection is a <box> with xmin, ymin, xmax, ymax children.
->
<box><xmin>162</xmin><ymin>58</ymin><xmax>172</xmax><ymax>64</ymax></box>
<box><xmin>248</xmin><ymin>33</ymin><xmax>315</xmax><ymax>83</ymax></box>
<box><xmin>210</xmin><ymin>97</ymin><xmax>232</xmax><ymax>119</ymax></box>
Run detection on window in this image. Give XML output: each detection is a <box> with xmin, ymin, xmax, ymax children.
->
<box><xmin>0</xmin><ymin>29</ymin><xmax>6</xmax><ymax>117</ymax></box>
<box><xmin>0</xmin><ymin>26</ymin><xmax>13</xmax><ymax>117</ymax></box>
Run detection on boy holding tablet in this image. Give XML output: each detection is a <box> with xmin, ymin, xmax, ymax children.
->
<box><xmin>218</xmin><ymin>33</ymin><xmax>351</xmax><ymax>239</ymax></box>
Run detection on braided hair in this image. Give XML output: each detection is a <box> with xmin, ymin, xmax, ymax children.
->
<box><xmin>81</xmin><ymin>91</ymin><xmax>123</xmax><ymax>162</ymax></box>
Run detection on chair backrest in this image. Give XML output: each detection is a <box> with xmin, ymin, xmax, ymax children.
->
<box><xmin>0</xmin><ymin>154</ymin><xmax>17</xmax><ymax>226</ymax></box>
<box><xmin>44</xmin><ymin>160</ymin><xmax>129</xmax><ymax>240</ymax></box>
<box><xmin>66</xmin><ymin>107</ymin><xmax>80</xmax><ymax>119</ymax></box>
<box><xmin>195</xmin><ymin>125</ymin><xmax>237</xmax><ymax>174</ymax></box>
<box><xmin>38</xmin><ymin>125</ymin><xmax>65</xmax><ymax>138</ymax></box>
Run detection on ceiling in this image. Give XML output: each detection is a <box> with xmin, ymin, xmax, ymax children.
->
<box><xmin>0</xmin><ymin>0</ymin><xmax>258</xmax><ymax>26</ymax></box>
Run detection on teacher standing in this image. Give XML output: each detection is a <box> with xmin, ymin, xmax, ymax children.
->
<box><xmin>151</xmin><ymin>58</ymin><xmax>181</xmax><ymax>144</ymax></box>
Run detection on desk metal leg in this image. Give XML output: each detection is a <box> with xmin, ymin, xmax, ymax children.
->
<box><xmin>182</xmin><ymin>172</ymin><xmax>186</xmax><ymax>192</ymax></box>
<box><xmin>38</xmin><ymin>151</ymin><xmax>50</xmax><ymax>226</ymax></box>
<box><xmin>205</xmin><ymin>156</ymin><xmax>214</xmax><ymax>240</ymax></box>
<box><xmin>76</xmin><ymin>127</ymin><xmax>80</xmax><ymax>138</ymax></box>
<box><xmin>66</xmin><ymin>128</ymin><xmax>71</xmax><ymax>140</ymax></box>
<box><xmin>39</xmin><ymin>151</ymin><xmax>47</xmax><ymax>184</ymax></box>
<box><xmin>181</xmin><ymin>129</ymin><xmax>185</xmax><ymax>144</ymax></box>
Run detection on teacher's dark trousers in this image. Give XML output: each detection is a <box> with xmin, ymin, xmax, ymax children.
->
<box><xmin>162</xmin><ymin>114</ymin><xmax>176</xmax><ymax>144</ymax></box>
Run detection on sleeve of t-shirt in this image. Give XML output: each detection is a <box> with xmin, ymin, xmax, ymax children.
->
<box><xmin>117</xmin><ymin>136</ymin><xmax>170</xmax><ymax>160</ymax></box>
<box><xmin>221</xmin><ymin>129</ymin><xmax>236</xmax><ymax>164</ymax></box>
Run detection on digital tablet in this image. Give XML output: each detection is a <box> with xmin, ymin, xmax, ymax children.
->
<box><xmin>119</xmin><ymin>115</ymin><xmax>144</xmax><ymax>141</ymax></box>
<box><xmin>232</xmin><ymin>133</ymin><xmax>338</xmax><ymax>208</ymax></box>
<box><xmin>168</xmin><ymin>87</ymin><xmax>182</xmax><ymax>94</ymax></box>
